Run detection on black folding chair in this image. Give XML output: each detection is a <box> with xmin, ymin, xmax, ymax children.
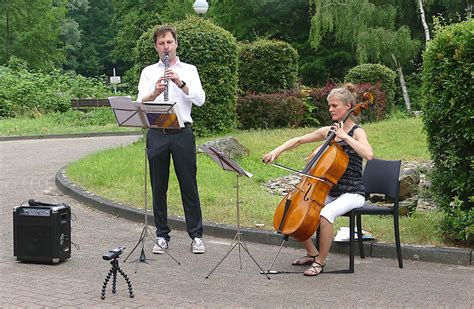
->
<box><xmin>316</xmin><ymin>158</ymin><xmax>403</xmax><ymax>273</ymax></box>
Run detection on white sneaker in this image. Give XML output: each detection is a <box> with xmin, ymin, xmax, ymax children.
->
<box><xmin>191</xmin><ymin>237</ymin><xmax>205</xmax><ymax>254</ymax></box>
<box><xmin>152</xmin><ymin>237</ymin><xmax>169</xmax><ymax>254</ymax></box>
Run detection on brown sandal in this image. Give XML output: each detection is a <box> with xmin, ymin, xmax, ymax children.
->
<box><xmin>303</xmin><ymin>261</ymin><xmax>325</xmax><ymax>276</ymax></box>
<box><xmin>291</xmin><ymin>254</ymin><xmax>319</xmax><ymax>266</ymax></box>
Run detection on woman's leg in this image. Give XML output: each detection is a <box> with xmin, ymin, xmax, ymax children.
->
<box><xmin>304</xmin><ymin>194</ymin><xmax>364</xmax><ymax>276</ymax></box>
<box><xmin>315</xmin><ymin>217</ymin><xmax>333</xmax><ymax>265</ymax></box>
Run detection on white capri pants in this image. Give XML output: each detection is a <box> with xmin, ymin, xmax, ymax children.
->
<box><xmin>320</xmin><ymin>193</ymin><xmax>365</xmax><ymax>224</ymax></box>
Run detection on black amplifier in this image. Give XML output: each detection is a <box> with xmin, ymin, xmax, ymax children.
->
<box><xmin>13</xmin><ymin>201</ymin><xmax>71</xmax><ymax>263</ymax></box>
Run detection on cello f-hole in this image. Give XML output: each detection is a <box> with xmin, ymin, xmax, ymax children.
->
<box><xmin>303</xmin><ymin>183</ymin><xmax>313</xmax><ymax>201</ymax></box>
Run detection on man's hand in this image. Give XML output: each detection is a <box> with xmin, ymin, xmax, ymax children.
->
<box><xmin>153</xmin><ymin>76</ymin><xmax>166</xmax><ymax>96</ymax></box>
<box><xmin>164</xmin><ymin>69</ymin><xmax>183</xmax><ymax>87</ymax></box>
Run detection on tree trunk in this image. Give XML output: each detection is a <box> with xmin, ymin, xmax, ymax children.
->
<box><xmin>418</xmin><ymin>0</ymin><xmax>430</xmax><ymax>44</ymax></box>
<box><xmin>5</xmin><ymin>0</ymin><xmax>11</xmax><ymax>60</ymax></box>
<box><xmin>392</xmin><ymin>54</ymin><xmax>412</xmax><ymax>113</ymax></box>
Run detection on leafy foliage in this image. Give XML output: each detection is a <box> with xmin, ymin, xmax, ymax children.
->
<box><xmin>237</xmin><ymin>92</ymin><xmax>305</xmax><ymax>129</ymax></box>
<box><xmin>65</xmin><ymin>0</ymin><xmax>118</xmax><ymax>77</ymax></box>
<box><xmin>344</xmin><ymin>63</ymin><xmax>397</xmax><ymax>112</ymax></box>
<box><xmin>210</xmin><ymin>0</ymin><xmax>310</xmax><ymax>43</ymax></box>
<box><xmin>111</xmin><ymin>0</ymin><xmax>163</xmax><ymax>69</ymax></box>
<box><xmin>356</xmin><ymin>26</ymin><xmax>421</xmax><ymax>68</ymax></box>
<box><xmin>421</xmin><ymin>20</ymin><xmax>473</xmax><ymax>245</ymax></box>
<box><xmin>238</xmin><ymin>39</ymin><xmax>299</xmax><ymax>94</ymax></box>
<box><xmin>307</xmin><ymin>0</ymin><xmax>423</xmax><ymax>105</ymax></box>
<box><xmin>134</xmin><ymin>17</ymin><xmax>239</xmax><ymax>136</ymax></box>
<box><xmin>309</xmin><ymin>0</ymin><xmax>379</xmax><ymax>50</ymax></box>
<box><xmin>0</xmin><ymin>0</ymin><xmax>67</xmax><ymax>71</ymax></box>
<box><xmin>0</xmin><ymin>61</ymin><xmax>113</xmax><ymax>118</ymax></box>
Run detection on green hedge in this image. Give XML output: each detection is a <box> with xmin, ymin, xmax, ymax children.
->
<box><xmin>237</xmin><ymin>92</ymin><xmax>305</xmax><ymax>129</ymax></box>
<box><xmin>134</xmin><ymin>17</ymin><xmax>238</xmax><ymax>136</ymax></box>
<box><xmin>421</xmin><ymin>21</ymin><xmax>473</xmax><ymax>245</ymax></box>
<box><xmin>238</xmin><ymin>39</ymin><xmax>299</xmax><ymax>94</ymax></box>
<box><xmin>0</xmin><ymin>59</ymin><xmax>113</xmax><ymax>118</ymax></box>
<box><xmin>344</xmin><ymin>63</ymin><xmax>396</xmax><ymax>114</ymax></box>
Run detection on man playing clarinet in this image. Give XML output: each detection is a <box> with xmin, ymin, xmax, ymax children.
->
<box><xmin>137</xmin><ymin>25</ymin><xmax>206</xmax><ymax>255</ymax></box>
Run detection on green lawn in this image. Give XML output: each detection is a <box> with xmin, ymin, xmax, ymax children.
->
<box><xmin>65</xmin><ymin>117</ymin><xmax>445</xmax><ymax>246</ymax></box>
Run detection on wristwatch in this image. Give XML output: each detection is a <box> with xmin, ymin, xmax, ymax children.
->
<box><xmin>179</xmin><ymin>80</ymin><xmax>186</xmax><ymax>89</ymax></box>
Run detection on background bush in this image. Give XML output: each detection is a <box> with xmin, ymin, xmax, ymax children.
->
<box><xmin>306</xmin><ymin>82</ymin><xmax>387</xmax><ymax>126</ymax></box>
<box><xmin>238</xmin><ymin>39</ymin><xmax>299</xmax><ymax>94</ymax></box>
<box><xmin>344</xmin><ymin>63</ymin><xmax>396</xmax><ymax>114</ymax></box>
<box><xmin>134</xmin><ymin>17</ymin><xmax>238</xmax><ymax>136</ymax></box>
<box><xmin>421</xmin><ymin>20</ymin><xmax>473</xmax><ymax>245</ymax></box>
<box><xmin>0</xmin><ymin>59</ymin><xmax>113</xmax><ymax>118</ymax></box>
<box><xmin>237</xmin><ymin>92</ymin><xmax>305</xmax><ymax>129</ymax></box>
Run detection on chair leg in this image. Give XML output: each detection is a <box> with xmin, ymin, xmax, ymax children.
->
<box><xmin>394</xmin><ymin>213</ymin><xmax>403</xmax><ymax>268</ymax></box>
<box><xmin>349</xmin><ymin>214</ymin><xmax>355</xmax><ymax>273</ymax></box>
<box><xmin>357</xmin><ymin>214</ymin><xmax>365</xmax><ymax>259</ymax></box>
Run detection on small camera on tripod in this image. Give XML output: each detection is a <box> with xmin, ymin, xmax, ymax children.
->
<box><xmin>102</xmin><ymin>246</ymin><xmax>125</xmax><ymax>260</ymax></box>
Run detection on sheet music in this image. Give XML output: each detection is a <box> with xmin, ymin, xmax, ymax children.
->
<box><xmin>141</xmin><ymin>101</ymin><xmax>185</xmax><ymax>128</ymax></box>
<box><xmin>109</xmin><ymin>97</ymin><xmax>185</xmax><ymax>129</ymax></box>
<box><xmin>201</xmin><ymin>145</ymin><xmax>253</xmax><ymax>178</ymax></box>
<box><xmin>108</xmin><ymin>96</ymin><xmax>144</xmax><ymax>127</ymax></box>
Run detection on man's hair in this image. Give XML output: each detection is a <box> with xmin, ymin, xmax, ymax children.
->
<box><xmin>153</xmin><ymin>25</ymin><xmax>177</xmax><ymax>44</ymax></box>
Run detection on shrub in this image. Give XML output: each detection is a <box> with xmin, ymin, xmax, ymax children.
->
<box><xmin>0</xmin><ymin>63</ymin><xmax>113</xmax><ymax>118</ymax></box>
<box><xmin>306</xmin><ymin>82</ymin><xmax>387</xmax><ymax>127</ymax></box>
<box><xmin>134</xmin><ymin>17</ymin><xmax>238</xmax><ymax>136</ymax></box>
<box><xmin>237</xmin><ymin>92</ymin><xmax>305</xmax><ymax>129</ymax></box>
<box><xmin>306</xmin><ymin>83</ymin><xmax>335</xmax><ymax>126</ymax></box>
<box><xmin>238</xmin><ymin>39</ymin><xmax>299</xmax><ymax>94</ymax></box>
<box><xmin>421</xmin><ymin>21</ymin><xmax>473</xmax><ymax>245</ymax></box>
<box><xmin>344</xmin><ymin>63</ymin><xmax>396</xmax><ymax>113</ymax></box>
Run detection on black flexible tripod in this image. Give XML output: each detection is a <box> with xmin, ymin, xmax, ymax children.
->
<box><xmin>100</xmin><ymin>258</ymin><xmax>134</xmax><ymax>300</ymax></box>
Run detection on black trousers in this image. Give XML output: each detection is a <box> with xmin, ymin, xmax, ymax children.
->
<box><xmin>147</xmin><ymin>127</ymin><xmax>203</xmax><ymax>241</ymax></box>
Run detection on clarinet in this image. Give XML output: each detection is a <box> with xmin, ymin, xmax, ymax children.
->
<box><xmin>163</xmin><ymin>52</ymin><xmax>169</xmax><ymax>101</ymax></box>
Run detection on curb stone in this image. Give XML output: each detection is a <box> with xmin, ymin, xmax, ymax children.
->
<box><xmin>0</xmin><ymin>131</ymin><xmax>141</xmax><ymax>141</ymax></box>
<box><xmin>55</xmin><ymin>165</ymin><xmax>472</xmax><ymax>266</ymax></box>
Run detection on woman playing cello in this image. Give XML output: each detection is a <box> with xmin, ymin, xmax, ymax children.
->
<box><xmin>263</xmin><ymin>83</ymin><xmax>373</xmax><ymax>276</ymax></box>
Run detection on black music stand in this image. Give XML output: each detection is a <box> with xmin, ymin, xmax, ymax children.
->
<box><xmin>201</xmin><ymin>146</ymin><xmax>269</xmax><ymax>280</ymax></box>
<box><xmin>109</xmin><ymin>96</ymin><xmax>181</xmax><ymax>273</ymax></box>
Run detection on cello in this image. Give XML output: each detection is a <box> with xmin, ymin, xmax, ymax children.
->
<box><xmin>272</xmin><ymin>92</ymin><xmax>374</xmax><ymax>242</ymax></box>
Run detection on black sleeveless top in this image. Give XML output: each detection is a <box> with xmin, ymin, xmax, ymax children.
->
<box><xmin>329</xmin><ymin>125</ymin><xmax>365</xmax><ymax>197</ymax></box>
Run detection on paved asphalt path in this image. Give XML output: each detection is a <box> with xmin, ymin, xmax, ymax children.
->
<box><xmin>1</xmin><ymin>136</ymin><xmax>473</xmax><ymax>307</ymax></box>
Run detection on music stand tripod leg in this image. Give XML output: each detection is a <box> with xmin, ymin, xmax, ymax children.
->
<box><xmin>262</xmin><ymin>236</ymin><xmax>288</xmax><ymax>275</ymax></box>
<box><xmin>124</xmin><ymin>227</ymin><xmax>146</xmax><ymax>262</ymax></box>
<box><xmin>205</xmin><ymin>174</ymin><xmax>270</xmax><ymax>279</ymax></box>
<box><xmin>205</xmin><ymin>241</ymin><xmax>240</xmax><ymax>279</ymax></box>
<box><xmin>237</xmin><ymin>233</ymin><xmax>270</xmax><ymax>279</ymax></box>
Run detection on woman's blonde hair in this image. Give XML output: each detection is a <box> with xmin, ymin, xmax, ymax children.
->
<box><xmin>327</xmin><ymin>83</ymin><xmax>358</xmax><ymax>106</ymax></box>
<box><xmin>327</xmin><ymin>83</ymin><xmax>360</xmax><ymax>123</ymax></box>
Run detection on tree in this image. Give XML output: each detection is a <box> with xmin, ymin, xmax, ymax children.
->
<box><xmin>416</xmin><ymin>0</ymin><xmax>466</xmax><ymax>45</ymax></box>
<box><xmin>211</xmin><ymin>0</ymin><xmax>353</xmax><ymax>86</ymax></box>
<box><xmin>357</xmin><ymin>26</ymin><xmax>420</xmax><ymax>112</ymax></box>
<box><xmin>111</xmin><ymin>0</ymin><xmax>162</xmax><ymax>72</ymax></box>
<box><xmin>421</xmin><ymin>21</ymin><xmax>473</xmax><ymax>244</ymax></box>
<box><xmin>308</xmin><ymin>0</ymin><xmax>421</xmax><ymax>111</ymax></box>
<box><xmin>61</xmin><ymin>0</ymin><xmax>90</xmax><ymax>73</ymax></box>
<box><xmin>111</xmin><ymin>0</ymin><xmax>195</xmax><ymax>75</ymax></box>
<box><xmin>0</xmin><ymin>0</ymin><xmax>67</xmax><ymax>71</ymax></box>
<box><xmin>211</xmin><ymin>0</ymin><xmax>310</xmax><ymax>43</ymax></box>
<box><xmin>66</xmin><ymin>0</ymin><xmax>117</xmax><ymax>76</ymax></box>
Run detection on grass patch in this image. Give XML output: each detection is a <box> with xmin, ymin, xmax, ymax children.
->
<box><xmin>65</xmin><ymin>117</ymin><xmax>446</xmax><ymax>246</ymax></box>
<box><xmin>0</xmin><ymin>109</ymin><xmax>137</xmax><ymax>136</ymax></box>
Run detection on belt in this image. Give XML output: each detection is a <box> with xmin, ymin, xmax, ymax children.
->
<box><xmin>159</xmin><ymin>122</ymin><xmax>192</xmax><ymax>134</ymax></box>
